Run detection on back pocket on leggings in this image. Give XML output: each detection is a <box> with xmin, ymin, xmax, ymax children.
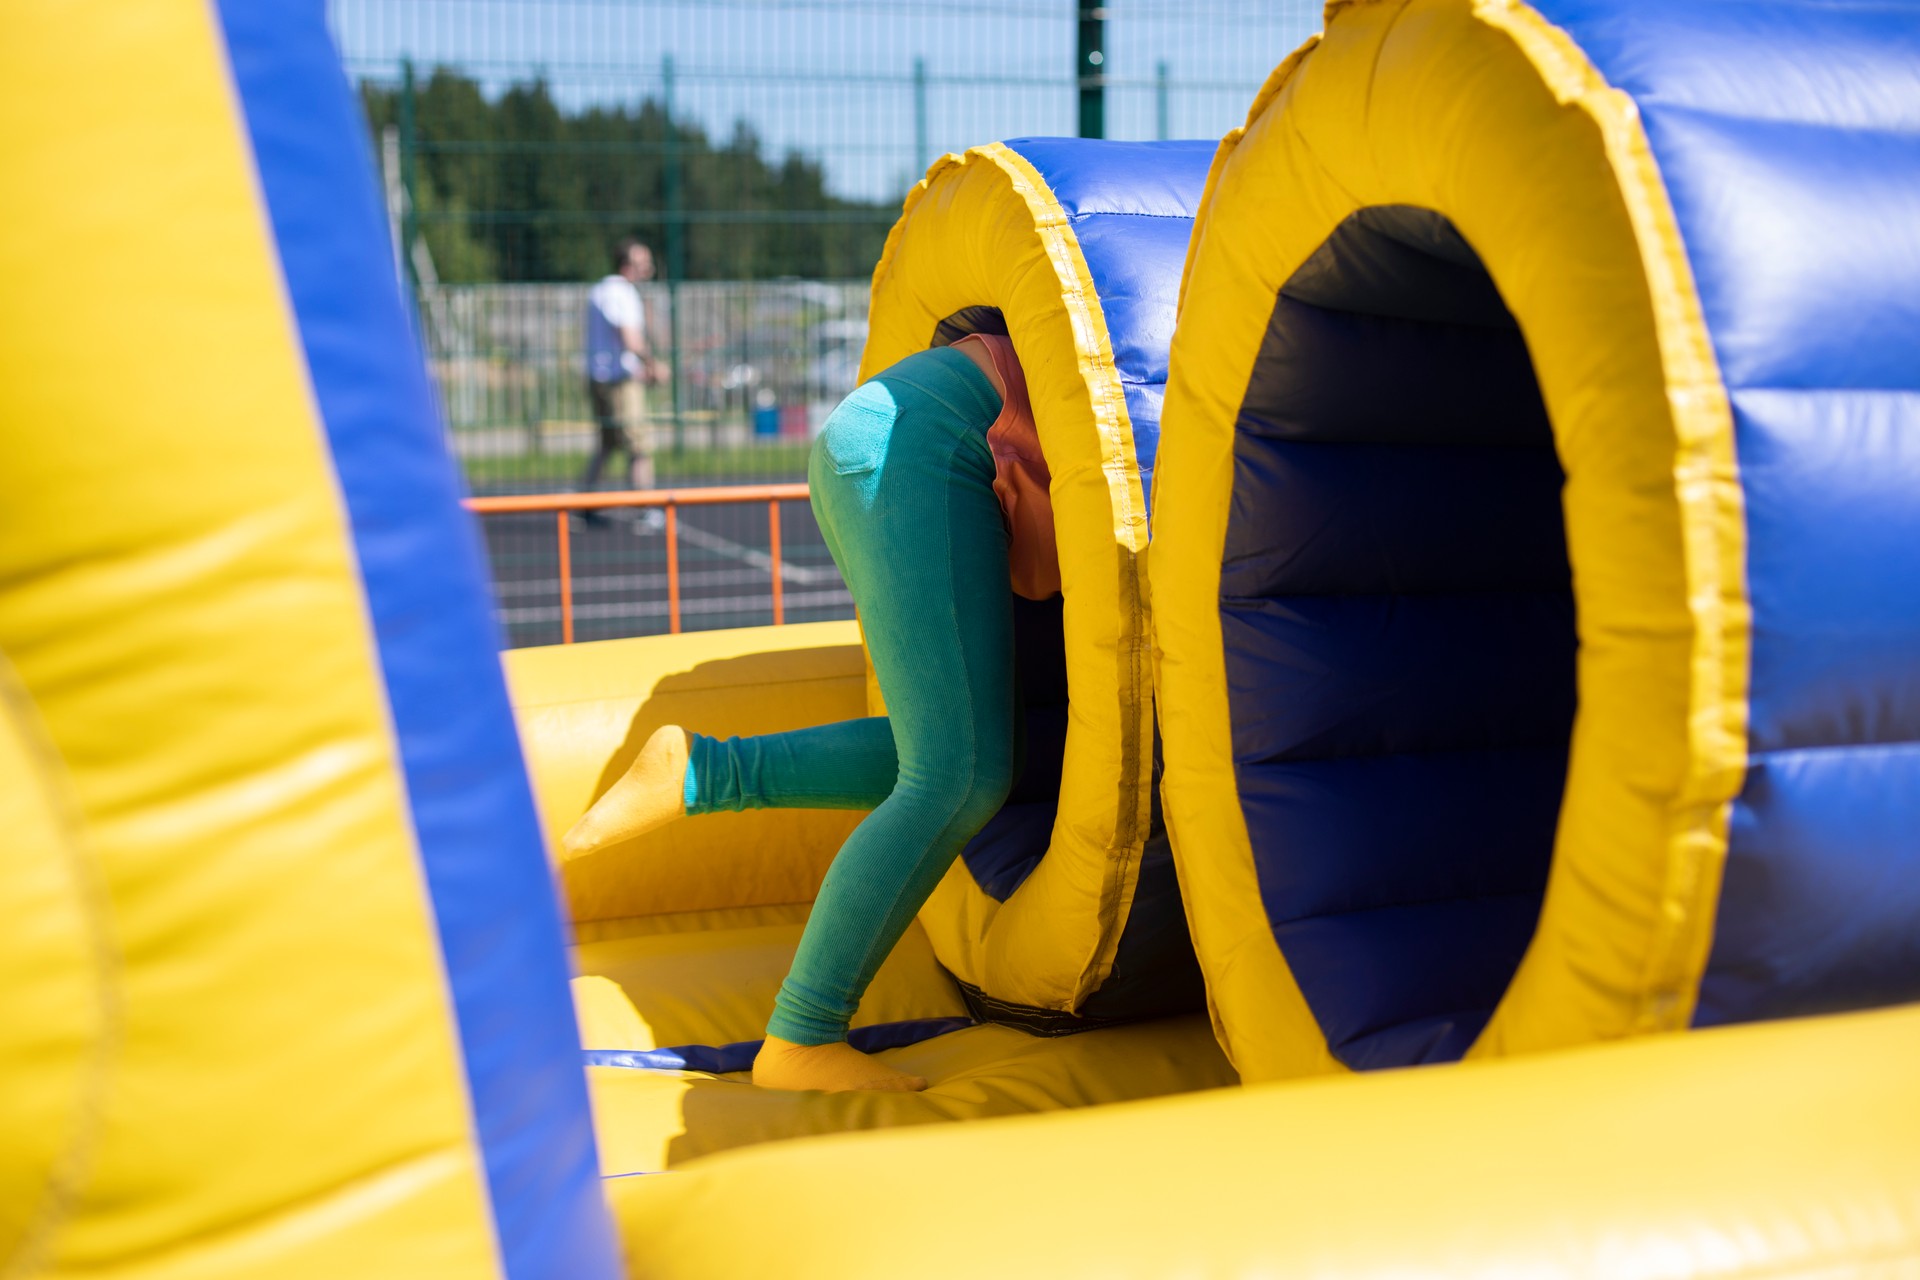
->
<box><xmin>817</xmin><ymin>388</ymin><xmax>893</xmax><ymax>476</ymax></box>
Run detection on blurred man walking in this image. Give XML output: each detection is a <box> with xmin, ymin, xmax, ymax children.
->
<box><xmin>581</xmin><ymin>237</ymin><xmax>666</xmax><ymax>510</ymax></box>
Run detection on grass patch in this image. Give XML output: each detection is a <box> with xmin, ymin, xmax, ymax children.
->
<box><xmin>462</xmin><ymin>441</ymin><xmax>814</xmax><ymax>493</ymax></box>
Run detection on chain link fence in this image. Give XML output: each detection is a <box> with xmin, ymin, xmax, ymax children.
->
<box><xmin>326</xmin><ymin>0</ymin><xmax>1320</xmax><ymax>646</ymax></box>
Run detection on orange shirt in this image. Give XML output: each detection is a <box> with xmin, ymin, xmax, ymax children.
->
<box><xmin>955</xmin><ymin>333</ymin><xmax>1059</xmax><ymax>600</ymax></box>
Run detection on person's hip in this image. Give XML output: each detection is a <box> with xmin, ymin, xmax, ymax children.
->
<box><xmin>810</xmin><ymin>348</ymin><xmax>999</xmax><ymax>496</ymax></box>
<box><xmin>587</xmin><ymin>378</ymin><xmax>647</xmax><ymax>433</ymax></box>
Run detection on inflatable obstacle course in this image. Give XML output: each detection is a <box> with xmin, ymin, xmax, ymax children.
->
<box><xmin>1154</xmin><ymin>0</ymin><xmax>1920</xmax><ymax>1082</ymax></box>
<box><xmin>5</xmin><ymin>0</ymin><xmax>1918</xmax><ymax>1275</ymax></box>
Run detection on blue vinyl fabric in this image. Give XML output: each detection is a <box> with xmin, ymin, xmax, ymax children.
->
<box><xmin>1002</xmin><ymin>138</ymin><xmax>1215</xmax><ymax>499</ymax></box>
<box><xmin>583</xmin><ymin>1018</ymin><xmax>976</xmax><ymax>1077</ymax></box>
<box><xmin>212</xmin><ymin>5</ymin><xmax>620</xmax><ymax>1276</ymax></box>
<box><xmin>1223</xmin><ymin>210</ymin><xmax>1576</xmax><ymax>1069</ymax></box>
<box><xmin>944</xmin><ymin>138</ymin><xmax>1213</xmax><ymax>1024</ymax></box>
<box><xmin>1527</xmin><ymin>0</ymin><xmax>1920</xmax><ymax>1026</ymax></box>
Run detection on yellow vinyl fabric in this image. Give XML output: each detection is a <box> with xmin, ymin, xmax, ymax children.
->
<box><xmin>613</xmin><ymin>1001</ymin><xmax>1920</xmax><ymax>1279</ymax></box>
<box><xmin>506</xmin><ymin>623</ymin><xmax>870</xmax><ymax>931</ymax></box>
<box><xmin>857</xmin><ymin>144</ymin><xmax>1156</xmax><ymax>1013</ymax></box>
<box><xmin>1151</xmin><ymin>0</ymin><xmax>1749</xmax><ymax>1081</ymax></box>
<box><xmin>508</xmin><ymin>624</ymin><xmax>1234</xmax><ymax>1174</ymax></box>
<box><xmin>571</xmin><ymin>919</ymin><xmax>968</xmax><ymax>1052</ymax></box>
<box><xmin>0</xmin><ymin>3</ymin><xmax>502</xmax><ymax>1275</ymax></box>
<box><xmin>0</xmin><ymin>657</ymin><xmax>114</xmax><ymax>1275</ymax></box>
<box><xmin>589</xmin><ymin>1013</ymin><xmax>1233</xmax><ymax>1175</ymax></box>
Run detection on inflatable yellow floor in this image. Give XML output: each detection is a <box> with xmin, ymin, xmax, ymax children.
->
<box><xmin>510</xmin><ymin>626</ymin><xmax>1234</xmax><ymax>1174</ymax></box>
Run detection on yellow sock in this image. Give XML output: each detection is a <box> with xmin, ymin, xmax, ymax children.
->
<box><xmin>751</xmin><ymin>1036</ymin><xmax>930</xmax><ymax>1093</ymax></box>
<box><xmin>561</xmin><ymin>724</ymin><xmax>690</xmax><ymax>860</ymax></box>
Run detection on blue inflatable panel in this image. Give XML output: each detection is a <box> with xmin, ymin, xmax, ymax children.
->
<box><xmin>213</xmin><ymin>4</ymin><xmax>620</xmax><ymax>1274</ymax></box>
<box><xmin>1003</xmin><ymin>137</ymin><xmax>1214</xmax><ymax>496</ymax></box>
<box><xmin>1733</xmin><ymin>390</ymin><xmax>1920</xmax><ymax>754</ymax></box>
<box><xmin>960</xmin><ymin>596</ymin><xmax>1068</xmax><ymax>901</ymax></box>
<box><xmin>584</xmin><ymin>1018</ymin><xmax>976</xmax><ymax>1077</ymax></box>
<box><xmin>1238</xmin><ymin>751</ymin><xmax>1566</xmax><ymax>922</ymax></box>
<box><xmin>1274</xmin><ymin>893</ymin><xmax>1548</xmax><ymax>1068</ymax></box>
<box><xmin>1529</xmin><ymin>0</ymin><xmax>1920</xmax><ymax>1026</ymax></box>
<box><xmin>1696</xmin><ymin>748</ymin><xmax>1920</xmax><ymax>1024</ymax></box>
<box><xmin>1224</xmin><ymin>443</ymin><xmax>1571</xmax><ymax>597</ymax></box>
<box><xmin>1222</xmin><ymin>594</ymin><xmax>1576</xmax><ymax>762</ymax></box>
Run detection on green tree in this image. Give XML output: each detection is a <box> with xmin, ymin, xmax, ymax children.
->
<box><xmin>359</xmin><ymin>67</ymin><xmax>893</xmax><ymax>284</ymax></box>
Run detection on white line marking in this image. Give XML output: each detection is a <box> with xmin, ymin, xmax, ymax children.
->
<box><xmin>627</xmin><ymin>513</ymin><xmax>839</xmax><ymax>584</ymax></box>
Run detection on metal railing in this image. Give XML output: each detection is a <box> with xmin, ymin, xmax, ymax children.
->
<box><xmin>464</xmin><ymin>482</ymin><xmax>811</xmax><ymax>643</ymax></box>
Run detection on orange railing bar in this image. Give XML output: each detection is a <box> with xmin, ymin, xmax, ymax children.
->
<box><xmin>464</xmin><ymin>483</ymin><xmax>810</xmax><ymax>514</ymax></box>
<box><xmin>555</xmin><ymin>509</ymin><xmax>574</xmax><ymax>644</ymax></box>
<box><xmin>463</xmin><ymin>483</ymin><xmax>811</xmax><ymax>643</ymax></box>
<box><xmin>665</xmin><ymin>505</ymin><xmax>682</xmax><ymax>634</ymax></box>
<box><xmin>768</xmin><ymin>499</ymin><xmax>784</xmax><ymax>625</ymax></box>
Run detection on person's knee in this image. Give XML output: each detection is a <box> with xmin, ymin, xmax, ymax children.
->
<box><xmin>949</xmin><ymin>757</ymin><xmax>1014</xmax><ymax>835</ymax></box>
<box><xmin>896</xmin><ymin>755</ymin><xmax>1011</xmax><ymax>837</ymax></box>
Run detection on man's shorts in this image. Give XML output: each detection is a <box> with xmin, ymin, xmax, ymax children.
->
<box><xmin>587</xmin><ymin>378</ymin><xmax>651</xmax><ymax>453</ymax></box>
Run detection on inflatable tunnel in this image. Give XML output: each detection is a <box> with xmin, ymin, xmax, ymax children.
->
<box><xmin>1153</xmin><ymin>0</ymin><xmax>1920</xmax><ymax>1081</ymax></box>
<box><xmin>857</xmin><ymin>137</ymin><xmax>1215</xmax><ymax>1024</ymax></box>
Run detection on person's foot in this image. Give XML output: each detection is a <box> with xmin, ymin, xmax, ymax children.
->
<box><xmin>561</xmin><ymin>724</ymin><xmax>691</xmax><ymax>859</ymax></box>
<box><xmin>751</xmin><ymin>1036</ymin><xmax>929</xmax><ymax>1093</ymax></box>
<box><xmin>575</xmin><ymin>508</ymin><xmax>608</xmax><ymax>528</ymax></box>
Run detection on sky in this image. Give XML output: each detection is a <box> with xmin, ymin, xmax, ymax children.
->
<box><xmin>327</xmin><ymin>0</ymin><xmax>1322</xmax><ymax>201</ymax></box>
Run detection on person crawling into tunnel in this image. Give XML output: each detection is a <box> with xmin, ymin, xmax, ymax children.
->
<box><xmin>562</xmin><ymin>332</ymin><xmax>1054</xmax><ymax>1093</ymax></box>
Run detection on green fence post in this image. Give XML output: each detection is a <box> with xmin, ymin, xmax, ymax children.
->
<box><xmin>663</xmin><ymin>53</ymin><xmax>687</xmax><ymax>456</ymax></box>
<box><xmin>914</xmin><ymin>57</ymin><xmax>930</xmax><ymax>177</ymax></box>
<box><xmin>1077</xmin><ymin>3</ymin><xmax>1105</xmax><ymax>139</ymax></box>
<box><xmin>1156</xmin><ymin>60</ymin><xmax>1170</xmax><ymax>141</ymax></box>
<box><xmin>398</xmin><ymin>58</ymin><xmax>420</xmax><ymax>299</ymax></box>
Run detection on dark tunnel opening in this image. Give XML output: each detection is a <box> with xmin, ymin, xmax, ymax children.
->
<box><xmin>1223</xmin><ymin>206</ymin><xmax>1579</xmax><ymax>1068</ymax></box>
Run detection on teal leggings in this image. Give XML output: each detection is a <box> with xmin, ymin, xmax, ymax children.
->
<box><xmin>685</xmin><ymin>347</ymin><xmax>1018</xmax><ymax>1045</ymax></box>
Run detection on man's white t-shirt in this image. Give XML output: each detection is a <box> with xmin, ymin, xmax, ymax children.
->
<box><xmin>586</xmin><ymin>274</ymin><xmax>644</xmax><ymax>383</ymax></box>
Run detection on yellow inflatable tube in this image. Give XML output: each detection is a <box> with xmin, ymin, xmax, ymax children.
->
<box><xmin>858</xmin><ymin>139</ymin><xmax>1212</xmax><ymax>1018</ymax></box>
<box><xmin>616</xmin><ymin>1001</ymin><xmax>1920</xmax><ymax>1279</ymax></box>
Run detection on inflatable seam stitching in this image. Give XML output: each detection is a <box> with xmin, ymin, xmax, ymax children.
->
<box><xmin>0</xmin><ymin>657</ymin><xmax>124</xmax><ymax>1276</ymax></box>
<box><xmin>1065</xmin><ymin>211</ymin><xmax>1194</xmax><ymax>221</ymax></box>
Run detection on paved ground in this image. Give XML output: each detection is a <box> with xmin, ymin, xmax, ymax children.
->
<box><xmin>474</xmin><ymin>484</ymin><xmax>854</xmax><ymax>648</ymax></box>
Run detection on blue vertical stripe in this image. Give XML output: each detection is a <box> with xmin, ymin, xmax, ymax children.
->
<box><xmin>210</xmin><ymin>4</ymin><xmax>619</xmax><ymax>1276</ymax></box>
